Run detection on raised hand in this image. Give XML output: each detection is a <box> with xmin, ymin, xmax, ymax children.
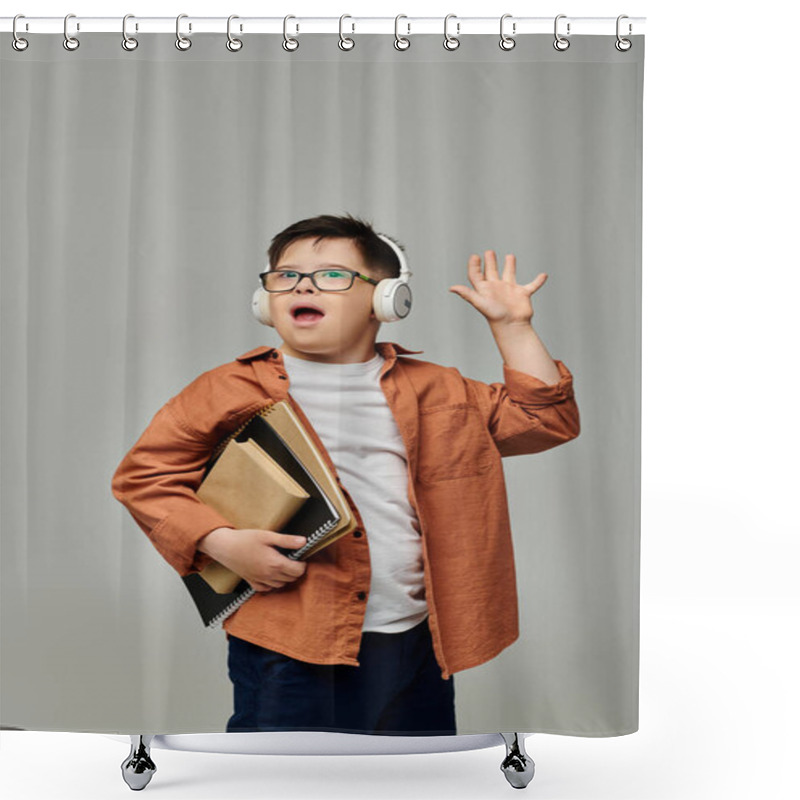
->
<box><xmin>449</xmin><ymin>250</ymin><xmax>547</xmax><ymax>327</ymax></box>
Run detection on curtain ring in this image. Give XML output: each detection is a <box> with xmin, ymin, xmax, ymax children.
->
<box><xmin>394</xmin><ymin>14</ymin><xmax>410</xmax><ymax>51</ymax></box>
<box><xmin>499</xmin><ymin>14</ymin><xmax>516</xmax><ymax>51</ymax></box>
<box><xmin>443</xmin><ymin>14</ymin><xmax>460</xmax><ymax>51</ymax></box>
<box><xmin>63</xmin><ymin>13</ymin><xmax>80</xmax><ymax>51</ymax></box>
<box><xmin>553</xmin><ymin>14</ymin><xmax>570</xmax><ymax>51</ymax></box>
<box><xmin>121</xmin><ymin>14</ymin><xmax>138</xmax><ymax>51</ymax></box>
<box><xmin>175</xmin><ymin>14</ymin><xmax>192</xmax><ymax>51</ymax></box>
<box><xmin>226</xmin><ymin>15</ymin><xmax>243</xmax><ymax>52</ymax></box>
<box><xmin>615</xmin><ymin>15</ymin><xmax>632</xmax><ymax>52</ymax></box>
<box><xmin>339</xmin><ymin>14</ymin><xmax>355</xmax><ymax>51</ymax></box>
<box><xmin>283</xmin><ymin>15</ymin><xmax>299</xmax><ymax>51</ymax></box>
<box><xmin>12</xmin><ymin>15</ymin><xmax>29</xmax><ymax>52</ymax></box>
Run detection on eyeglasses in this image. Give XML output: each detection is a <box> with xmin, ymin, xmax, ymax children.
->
<box><xmin>259</xmin><ymin>268</ymin><xmax>380</xmax><ymax>293</ymax></box>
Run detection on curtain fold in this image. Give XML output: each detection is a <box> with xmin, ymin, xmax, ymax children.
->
<box><xmin>1</xmin><ymin>31</ymin><xmax>644</xmax><ymax>736</ymax></box>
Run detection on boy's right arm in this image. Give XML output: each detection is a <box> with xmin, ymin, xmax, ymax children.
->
<box><xmin>111</xmin><ymin>397</ymin><xmax>306</xmax><ymax>587</ymax></box>
<box><xmin>111</xmin><ymin>398</ymin><xmax>232</xmax><ymax>575</ymax></box>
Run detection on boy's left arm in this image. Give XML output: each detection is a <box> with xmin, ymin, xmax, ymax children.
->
<box><xmin>450</xmin><ymin>250</ymin><xmax>580</xmax><ymax>456</ymax></box>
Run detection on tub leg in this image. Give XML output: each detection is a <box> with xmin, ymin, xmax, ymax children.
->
<box><xmin>121</xmin><ymin>735</ymin><xmax>157</xmax><ymax>791</ymax></box>
<box><xmin>499</xmin><ymin>732</ymin><xmax>535</xmax><ymax>789</ymax></box>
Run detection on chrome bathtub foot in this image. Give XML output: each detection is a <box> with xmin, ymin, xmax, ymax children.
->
<box><xmin>121</xmin><ymin>735</ymin><xmax>157</xmax><ymax>791</ymax></box>
<box><xmin>500</xmin><ymin>732</ymin><xmax>535</xmax><ymax>789</ymax></box>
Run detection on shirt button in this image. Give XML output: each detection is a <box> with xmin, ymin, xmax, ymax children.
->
<box><xmin>353</xmin><ymin>530</ymin><xmax>362</xmax><ymax>538</ymax></box>
<box><xmin>357</xmin><ymin>591</ymin><xmax>366</xmax><ymax>601</ymax></box>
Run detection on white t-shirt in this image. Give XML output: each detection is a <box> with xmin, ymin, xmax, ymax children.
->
<box><xmin>281</xmin><ymin>350</ymin><xmax>428</xmax><ymax>634</ymax></box>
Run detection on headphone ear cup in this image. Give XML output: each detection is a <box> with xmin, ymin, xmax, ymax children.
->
<box><xmin>373</xmin><ymin>279</ymin><xmax>413</xmax><ymax>323</ymax></box>
<box><xmin>251</xmin><ymin>286</ymin><xmax>274</xmax><ymax>327</ymax></box>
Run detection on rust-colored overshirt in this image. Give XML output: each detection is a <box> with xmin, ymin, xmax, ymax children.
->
<box><xmin>112</xmin><ymin>341</ymin><xmax>580</xmax><ymax>679</ymax></box>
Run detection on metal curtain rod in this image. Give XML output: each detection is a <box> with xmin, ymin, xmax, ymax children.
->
<box><xmin>1</xmin><ymin>15</ymin><xmax>647</xmax><ymax>36</ymax></box>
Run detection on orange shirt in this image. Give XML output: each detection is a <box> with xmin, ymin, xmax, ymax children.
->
<box><xmin>111</xmin><ymin>341</ymin><xmax>580</xmax><ymax>679</ymax></box>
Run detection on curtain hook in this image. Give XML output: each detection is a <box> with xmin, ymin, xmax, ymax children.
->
<box><xmin>553</xmin><ymin>14</ymin><xmax>570</xmax><ymax>51</ymax></box>
<box><xmin>122</xmin><ymin>14</ymin><xmax>138</xmax><ymax>51</ymax></box>
<box><xmin>499</xmin><ymin>14</ymin><xmax>516</xmax><ymax>51</ymax></box>
<box><xmin>63</xmin><ymin>13</ymin><xmax>80</xmax><ymax>51</ymax></box>
<box><xmin>443</xmin><ymin>14</ymin><xmax>460</xmax><ymax>51</ymax></box>
<box><xmin>175</xmin><ymin>14</ymin><xmax>192</xmax><ymax>51</ymax></box>
<box><xmin>615</xmin><ymin>15</ymin><xmax>632</xmax><ymax>52</ymax></box>
<box><xmin>283</xmin><ymin>15</ymin><xmax>299</xmax><ymax>51</ymax></box>
<box><xmin>394</xmin><ymin>14</ymin><xmax>410</xmax><ymax>51</ymax></box>
<box><xmin>227</xmin><ymin>15</ymin><xmax>243</xmax><ymax>52</ymax></box>
<box><xmin>12</xmin><ymin>14</ymin><xmax>29</xmax><ymax>52</ymax></box>
<box><xmin>339</xmin><ymin>14</ymin><xmax>355</xmax><ymax>51</ymax></box>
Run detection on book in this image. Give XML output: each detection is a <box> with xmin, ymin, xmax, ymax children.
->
<box><xmin>195</xmin><ymin>438</ymin><xmax>310</xmax><ymax>593</ymax></box>
<box><xmin>183</xmin><ymin>399</ymin><xmax>356</xmax><ymax>628</ymax></box>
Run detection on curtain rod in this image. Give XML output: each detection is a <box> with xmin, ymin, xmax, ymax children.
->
<box><xmin>1</xmin><ymin>16</ymin><xmax>646</xmax><ymax>36</ymax></box>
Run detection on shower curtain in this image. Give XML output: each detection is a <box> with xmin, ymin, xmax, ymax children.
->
<box><xmin>0</xmin><ymin>25</ymin><xmax>644</xmax><ymax>738</ymax></box>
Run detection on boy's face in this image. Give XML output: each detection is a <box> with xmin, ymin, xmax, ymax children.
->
<box><xmin>270</xmin><ymin>236</ymin><xmax>382</xmax><ymax>364</ymax></box>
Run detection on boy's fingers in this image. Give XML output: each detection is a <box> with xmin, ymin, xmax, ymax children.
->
<box><xmin>265</xmin><ymin>530</ymin><xmax>307</xmax><ymax>548</ymax></box>
<box><xmin>277</xmin><ymin>559</ymin><xmax>307</xmax><ymax>577</ymax></box>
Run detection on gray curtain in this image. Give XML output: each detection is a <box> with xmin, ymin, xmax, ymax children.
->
<box><xmin>0</xmin><ymin>32</ymin><xmax>643</xmax><ymax>735</ymax></box>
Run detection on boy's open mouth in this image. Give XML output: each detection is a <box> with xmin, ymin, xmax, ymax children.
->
<box><xmin>291</xmin><ymin>306</ymin><xmax>326</xmax><ymax>322</ymax></box>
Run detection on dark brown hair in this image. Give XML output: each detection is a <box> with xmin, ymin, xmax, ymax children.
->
<box><xmin>266</xmin><ymin>213</ymin><xmax>403</xmax><ymax>281</ymax></box>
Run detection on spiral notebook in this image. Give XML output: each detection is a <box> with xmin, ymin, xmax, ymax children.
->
<box><xmin>182</xmin><ymin>399</ymin><xmax>358</xmax><ymax>628</ymax></box>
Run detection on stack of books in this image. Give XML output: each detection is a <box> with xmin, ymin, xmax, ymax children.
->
<box><xmin>182</xmin><ymin>399</ymin><xmax>357</xmax><ymax>627</ymax></box>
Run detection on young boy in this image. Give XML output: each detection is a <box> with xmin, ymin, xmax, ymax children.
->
<box><xmin>111</xmin><ymin>213</ymin><xmax>580</xmax><ymax>736</ymax></box>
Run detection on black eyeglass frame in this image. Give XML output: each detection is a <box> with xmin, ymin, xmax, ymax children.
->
<box><xmin>259</xmin><ymin>268</ymin><xmax>380</xmax><ymax>292</ymax></box>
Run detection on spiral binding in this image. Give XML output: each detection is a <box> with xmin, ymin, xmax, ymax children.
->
<box><xmin>8</xmin><ymin>14</ymin><xmax>635</xmax><ymax>54</ymax></box>
<box><xmin>286</xmin><ymin>517</ymin><xmax>338</xmax><ymax>561</ymax></box>
<box><xmin>207</xmin><ymin>585</ymin><xmax>255</xmax><ymax>629</ymax></box>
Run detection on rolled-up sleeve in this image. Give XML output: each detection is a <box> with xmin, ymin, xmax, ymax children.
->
<box><xmin>466</xmin><ymin>359</ymin><xmax>580</xmax><ymax>457</ymax></box>
<box><xmin>111</xmin><ymin>398</ymin><xmax>234</xmax><ymax>576</ymax></box>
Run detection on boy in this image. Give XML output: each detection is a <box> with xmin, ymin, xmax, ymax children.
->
<box><xmin>111</xmin><ymin>213</ymin><xmax>580</xmax><ymax>736</ymax></box>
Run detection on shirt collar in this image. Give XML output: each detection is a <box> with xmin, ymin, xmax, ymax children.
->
<box><xmin>375</xmin><ymin>341</ymin><xmax>424</xmax><ymax>358</ymax></box>
<box><xmin>236</xmin><ymin>341</ymin><xmax>423</xmax><ymax>363</ymax></box>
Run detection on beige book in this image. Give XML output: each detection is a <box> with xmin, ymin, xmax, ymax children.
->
<box><xmin>196</xmin><ymin>438</ymin><xmax>309</xmax><ymax>593</ymax></box>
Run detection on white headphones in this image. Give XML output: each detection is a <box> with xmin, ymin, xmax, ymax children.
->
<box><xmin>251</xmin><ymin>233</ymin><xmax>413</xmax><ymax>327</ymax></box>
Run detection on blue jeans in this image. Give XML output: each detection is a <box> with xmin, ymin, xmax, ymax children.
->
<box><xmin>226</xmin><ymin>617</ymin><xmax>456</xmax><ymax>735</ymax></box>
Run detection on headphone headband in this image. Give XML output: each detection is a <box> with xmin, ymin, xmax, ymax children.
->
<box><xmin>375</xmin><ymin>232</ymin><xmax>411</xmax><ymax>282</ymax></box>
